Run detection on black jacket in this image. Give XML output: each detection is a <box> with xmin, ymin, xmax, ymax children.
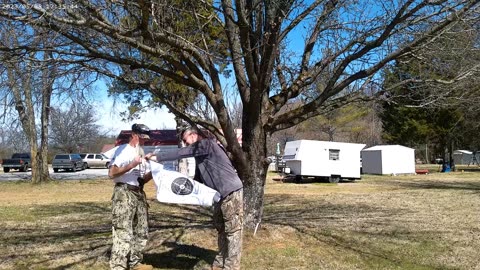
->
<box><xmin>155</xmin><ymin>138</ymin><xmax>243</xmax><ymax>198</ymax></box>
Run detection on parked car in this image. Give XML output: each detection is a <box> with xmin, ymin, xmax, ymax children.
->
<box><xmin>1</xmin><ymin>153</ymin><xmax>31</xmax><ymax>173</ymax></box>
<box><xmin>52</xmin><ymin>154</ymin><xmax>84</xmax><ymax>172</ymax></box>
<box><xmin>79</xmin><ymin>153</ymin><xmax>111</xmax><ymax>169</ymax></box>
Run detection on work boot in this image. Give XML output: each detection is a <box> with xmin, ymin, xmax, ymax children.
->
<box><xmin>131</xmin><ymin>263</ymin><xmax>153</xmax><ymax>270</ymax></box>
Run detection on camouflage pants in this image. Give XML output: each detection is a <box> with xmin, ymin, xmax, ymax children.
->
<box><xmin>110</xmin><ymin>184</ymin><xmax>149</xmax><ymax>270</ymax></box>
<box><xmin>212</xmin><ymin>189</ymin><xmax>244</xmax><ymax>270</ymax></box>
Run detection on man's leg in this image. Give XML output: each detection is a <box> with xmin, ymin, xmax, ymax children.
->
<box><xmin>110</xmin><ymin>186</ymin><xmax>135</xmax><ymax>270</ymax></box>
<box><xmin>221</xmin><ymin>190</ymin><xmax>244</xmax><ymax>270</ymax></box>
<box><xmin>129</xmin><ymin>193</ymin><xmax>150</xmax><ymax>268</ymax></box>
<box><xmin>212</xmin><ymin>200</ymin><xmax>227</xmax><ymax>269</ymax></box>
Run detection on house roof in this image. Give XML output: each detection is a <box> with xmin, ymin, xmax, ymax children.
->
<box><xmin>115</xmin><ymin>129</ymin><xmax>179</xmax><ymax>146</ymax></box>
<box><xmin>101</xmin><ymin>144</ymin><xmax>116</xmax><ymax>153</ymax></box>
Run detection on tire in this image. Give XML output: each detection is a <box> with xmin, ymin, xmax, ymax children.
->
<box><xmin>3</xmin><ymin>167</ymin><xmax>10</xmax><ymax>173</ymax></box>
<box><xmin>105</xmin><ymin>162</ymin><xmax>110</xmax><ymax>168</ymax></box>
<box><xmin>329</xmin><ymin>175</ymin><xmax>341</xmax><ymax>183</ymax></box>
<box><xmin>53</xmin><ymin>168</ymin><xmax>58</xmax><ymax>173</ymax></box>
<box><xmin>83</xmin><ymin>162</ymin><xmax>88</xmax><ymax>170</ymax></box>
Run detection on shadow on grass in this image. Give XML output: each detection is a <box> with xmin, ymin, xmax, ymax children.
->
<box><xmin>260</xmin><ymin>193</ymin><xmax>431</xmax><ymax>267</ymax></box>
<box><xmin>145</xmin><ymin>241</ymin><xmax>216</xmax><ymax>269</ymax></box>
<box><xmin>259</xmin><ymin>181</ymin><xmax>480</xmax><ymax>269</ymax></box>
<box><xmin>0</xmin><ymin>201</ymin><xmax>216</xmax><ymax>269</ymax></box>
<box><xmin>385</xmin><ymin>179</ymin><xmax>480</xmax><ymax>191</ymax></box>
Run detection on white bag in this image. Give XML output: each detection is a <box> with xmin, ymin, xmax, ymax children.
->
<box><xmin>150</xmin><ymin>161</ymin><xmax>221</xmax><ymax>206</ymax></box>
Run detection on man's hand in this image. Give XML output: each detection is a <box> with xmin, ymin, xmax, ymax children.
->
<box><xmin>109</xmin><ymin>155</ymin><xmax>144</xmax><ymax>179</ymax></box>
<box><xmin>145</xmin><ymin>153</ymin><xmax>157</xmax><ymax>162</ymax></box>
<box><xmin>132</xmin><ymin>155</ymin><xmax>143</xmax><ymax>166</ymax></box>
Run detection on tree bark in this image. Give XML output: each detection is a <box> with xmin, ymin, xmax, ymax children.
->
<box><xmin>239</xmin><ymin>109</ymin><xmax>268</xmax><ymax>229</ymax></box>
<box><xmin>6</xmin><ymin>50</ymin><xmax>53</xmax><ymax>184</ymax></box>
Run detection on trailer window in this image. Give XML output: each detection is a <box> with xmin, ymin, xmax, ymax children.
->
<box><xmin>329</xmin><ymin>149</ymin><xmax>340</xmax><ymax>160</ymax></box>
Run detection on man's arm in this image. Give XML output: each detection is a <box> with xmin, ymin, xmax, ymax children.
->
<box><xmin>108</xmin><ymin>156</ymin><xmax>142</xmax><ymax>179</ymax></box>
<box><xmin>145</xmin><ymin>140</ymin><xmax>210</xmax><ymax>162</ymax></box>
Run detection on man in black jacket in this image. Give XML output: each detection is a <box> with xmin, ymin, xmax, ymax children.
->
<box><xmin>146</xmin><ymin>126</ymin><xmax>244</xmax><ymax>270</ymax></box>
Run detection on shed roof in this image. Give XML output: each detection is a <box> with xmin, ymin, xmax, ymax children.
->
<box><xmin>362</xmin><ymin>145</ymin><xmax>414</xmax><ymax>151</ymax></box>
<box><xmin>453</xmin><ymin>150</ymin><xmax>473</xmax><ymax>154</ymax></box>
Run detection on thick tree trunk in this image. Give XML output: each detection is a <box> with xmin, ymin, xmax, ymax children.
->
<box><xmin>31</xmin><ymin>143</ymin><xmax>51</xmax><ymax>184</ymax></box>
<box><xmin>31</xmin><ymin>50</ymin><xmax>54</xmax><ymax>184</ymax></box>
<box><xmin>242</xmin><ymin>165</ymin><xmax>267</xmax><ymax>230</ymax></box>
<box><xmin>31</xmin><ymin>149</ymin><xmax>50</xmax><ymax>184</ymax></box>
<box><xmin>239</xmin><ymin>115</ymin><xmax>269</xmax><ymax>230</ymax></box>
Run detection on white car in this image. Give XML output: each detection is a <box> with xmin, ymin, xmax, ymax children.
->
<box><xmin>79</xmin><ymin>153</ymin><xmax>111</xmax><ymax>169</ymax></box>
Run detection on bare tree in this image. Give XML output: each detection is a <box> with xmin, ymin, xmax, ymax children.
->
<box><xmin>49</xmin><ymin>103</ymin><xmax>103</xmax><ymax>153</ymax></box>
<box><xmin>0</xmin><ymin>21</ymin><xmax>98</xmax><ymax>183</ymax></box>
<box><xmin>1</xmin><ymin>0</ymin><xmax>478</xmax><ymax>227</ymax></box>
<box><xmin>0</xmin><ymin>126</ymin><xmax>29</xmax><ymax>155</ymax></box>
<box><xmin>0</xmin><ymin>22</ymin><xmax>56</xmax><ymax>183</ymax></box>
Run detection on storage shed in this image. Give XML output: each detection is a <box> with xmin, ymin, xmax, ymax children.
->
<box><xmin>361</xmin><ymin>145</ymin><xmax>415</xmax><ymax>175</ymax></box>
<box><xmin>453</xmin><ymin>150</ymin><xmax>474</xmax><ymax>165</ymax></box>
<box><xmin>283</xmin><ymin>140</ymin><xmax>365</xmax><ymax>182</ymax></box>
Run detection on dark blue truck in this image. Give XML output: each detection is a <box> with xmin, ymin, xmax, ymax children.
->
<box><xmin>1</xmin><ymin>153</ymin><xmax>31</xmax><ymax>173</ymax></box>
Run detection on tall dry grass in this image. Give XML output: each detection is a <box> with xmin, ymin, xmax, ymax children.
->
<box><xmin>1</xmin><ymin>170</ymin><xmax>480</xmax><ymax>269</ymax></box>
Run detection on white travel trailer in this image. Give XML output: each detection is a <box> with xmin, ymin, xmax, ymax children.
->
<box><xmin>283</xmin><ymin>140</ymin><xmax>366</xmax><ymax>183</ymax></box>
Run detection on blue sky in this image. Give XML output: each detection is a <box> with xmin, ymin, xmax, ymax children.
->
<box><xmin>96</xmin><ymin>98</ymin><xmax>176</xmax><ymax>135</ymax></box>
<box><xmin>93</xmin><ymin>81</ymin><xmax>176</xmax><ymax>135</ymax></box>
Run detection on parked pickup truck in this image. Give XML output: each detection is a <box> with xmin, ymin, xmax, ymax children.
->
<box><xmin>52</xmin><ymin>154</ymin><xmax>84</xmax><ymax>172</ymax></box>
<box><xmin>1</xmin><ymin>153</ymin><xmax>31</xmax><ymax>173</ymax></box>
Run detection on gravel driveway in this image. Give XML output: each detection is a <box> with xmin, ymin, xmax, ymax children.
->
<box><xmin>0</xmin><ymin>168</ymin><xmax>109</xmax><ymax>181</ymax></box>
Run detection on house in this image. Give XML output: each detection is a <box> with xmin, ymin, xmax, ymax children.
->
<box><xmin>361</xmin><ymin>145</ymin><xmax>415</xmax><ymax>175</ymax></box>
<box><xmin>101</xmin><ymin>144</ymin><xmax>115</xmax><ymax>154</ymax></box>
<box><xmin>282</xmin><ymin>140</ymin><xmax>366</xmax><ymax>182</ymax></box>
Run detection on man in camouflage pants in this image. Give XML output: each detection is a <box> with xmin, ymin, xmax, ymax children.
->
<box><xmin>146</xmin><ymin>126</ymin><xmax>244</xmax><ymax>270</ymax></box>
<box><xmin>109</xmin><ymin>124</ymin><xmax>153</xmax><ymax>270</ymax></box>
<box><xmin>212</xmin><ymin>189</ymin><xmax>243</xmax><ymax>270</ymax></box>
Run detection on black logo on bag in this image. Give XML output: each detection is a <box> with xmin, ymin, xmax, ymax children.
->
<box><xmin>171</xmin><ymin>177</ymin><xmax>194</xmax><ymax>195</ymax></box>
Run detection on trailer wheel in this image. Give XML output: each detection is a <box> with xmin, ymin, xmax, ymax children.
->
<box><xmin>3</xmin><ymin>167</ymin><xmax>10</xmax><ymax>173</ymax></box>
<box><xmin>295</xmin><ymin>175</ymin><xmax>302</xmax><ymax>183</ymax></box>
<box><xmin>329</xmin><ymin>175</ymin><xmax>341</xmax><ymax>183</ymax></box>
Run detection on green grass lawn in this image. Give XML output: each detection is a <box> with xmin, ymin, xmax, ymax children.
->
<box><xmin>1</xmin><ymin>170</ymin><xmax>480</xmax><ymax>269</ymax></box>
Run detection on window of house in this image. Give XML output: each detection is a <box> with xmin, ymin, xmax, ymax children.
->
<box><xmin>329</xmin><ymin>149</ymin><xmax>340</xmax><ymax>160</ymax></box>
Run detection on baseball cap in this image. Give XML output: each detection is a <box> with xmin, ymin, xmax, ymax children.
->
<box><xmin>132</xmin><ymin>123</ymin><xmax>150</xmax><ymax>139</ymax></box>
